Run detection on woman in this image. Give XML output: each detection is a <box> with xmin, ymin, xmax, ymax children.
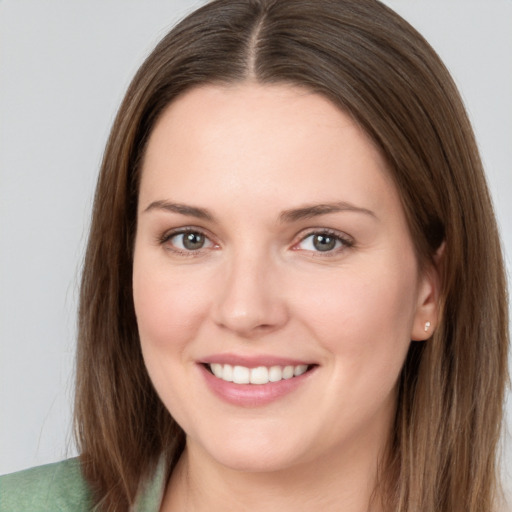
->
<box><xmin>1</xmin><ymin>0</ymin><xmax>508</xmax><ymax>511</ymax></box>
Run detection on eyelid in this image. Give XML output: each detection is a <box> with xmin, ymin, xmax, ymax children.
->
<box><xmin>158</xmin><ymin>226</ymin><xmax>219</xmax><ymax>255</ymax></box>
<box><xmin>292</xmin><ymin>228</ymin><xmax>354</xmax><ymax>254</ymax></box>
<box><xmin>157</xmin><ymin>226</ymin><xmax>353</xmax><ymax>256</ymax></box>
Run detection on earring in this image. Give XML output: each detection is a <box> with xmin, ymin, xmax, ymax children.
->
<box><xmin>424</xmin><ymin>321</ymin><xmax>431</xmax><ymax>332</ymax></box>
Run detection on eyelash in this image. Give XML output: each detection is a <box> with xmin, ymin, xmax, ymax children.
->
<box><xmin>158</xmin><ymin>227</ymin><xmax>217</xmax><ymax>257</ymax></box>
<box><xmin>158</xmin><ymin>227</ymin><xmax>354</xmax><ymax>257</ymax></box>
<box><xmin>294</xmin><ymin>229</ymin><xmax>354</xmax><ymax>256</ymax></box>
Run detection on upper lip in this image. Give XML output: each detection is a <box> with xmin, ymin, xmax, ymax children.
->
<box><xmin>200</xmin><ymin>353</ymin><xmax>315</xmax><ymax>368</ymax></box>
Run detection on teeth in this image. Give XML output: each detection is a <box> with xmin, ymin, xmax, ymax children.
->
<box><xmin>233</xmin><ymin>365</ymin><xmax>250</xmax><ymax>384</ymax></box>
<box><xmin>223</xmin><ymin>364</ymin><xmax>233</xmax><ymax>382</ymax></box>
<box><xmin>208</xmin><ymin>363</ymin><xmax>310</xmax><ymax>385</ymax></box>
<box><xmin>282</xmin><ymin>366</ymin><xmax>294</xmax><ymax>379</ymax></box>
<box><xmin>294</xmin><ymin>364</ymin><xmax>308</xmax><ymax>376</ymax></box>
<box><xmin>269</xmin><ymin>365</ymin><xmax>282</xmax><ymax>382</ymax></box>
<box><xmin>250</xmin><ymin>366</ymin><xmax>269</xmax><ymax>384</ymax></box>
<box><xmin>211</xmin><ymin>363</ymin><xmax>223</xmax><ymax>378</ymax></box>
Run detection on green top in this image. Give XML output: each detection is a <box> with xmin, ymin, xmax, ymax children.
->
<box><xmin>0</xmin><ymin>457</ymin><xmax>166</xmax><ymax>512</ymax></box>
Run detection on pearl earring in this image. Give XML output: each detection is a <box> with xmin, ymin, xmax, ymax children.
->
<box><xmin>424</xmin><ymin>321</ymin><xmax>431</xmax><ymax>332</ymax></box>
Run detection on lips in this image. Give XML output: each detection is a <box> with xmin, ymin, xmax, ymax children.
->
<box><xmin>199</xmin><ymin>355</ymin><xmax>316</xmax><ymax>406</ymax></box>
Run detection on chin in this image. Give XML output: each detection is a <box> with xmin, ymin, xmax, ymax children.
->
<box><xmin>194</xmin><ymin>433</ymin><xmax>308</xmax><ymax>474</ymax></box>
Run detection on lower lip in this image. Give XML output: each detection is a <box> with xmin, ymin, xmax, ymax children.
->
<box><xmin>199</xmin><ymin>364</ymin><xmax>315</xmax><ymax>407</ymax></box>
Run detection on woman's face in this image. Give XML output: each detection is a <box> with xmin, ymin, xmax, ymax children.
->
<box><xmin>133</xmin><ymin>83</ymin><xmax>437</xmax><ymax>473</ymax></box>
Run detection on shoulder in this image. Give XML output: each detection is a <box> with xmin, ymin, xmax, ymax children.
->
<box><xmin>0</xmin><ymin>458</ymin><xmax>92</xmax><ymax>512</ymax></box>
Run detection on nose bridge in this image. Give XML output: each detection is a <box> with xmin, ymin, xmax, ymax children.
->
<box><xmin>213</xmin><ymin>244</ymin><xmax>287</xmax><ymax>336</ymax></box>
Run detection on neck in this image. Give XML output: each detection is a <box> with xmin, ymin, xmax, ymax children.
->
<box><xmin>161</xmin><ymin>433</ymin><xmax>389</xmax><ymax>512</ymax></box>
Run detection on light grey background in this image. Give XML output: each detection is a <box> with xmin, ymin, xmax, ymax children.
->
<box><xmin>1</xmin><ymin>0</ymin><xmax>511</xmax><ymax>497</ymax></box>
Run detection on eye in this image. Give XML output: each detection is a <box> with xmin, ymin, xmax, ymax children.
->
<box><xmin>295</xmin><ymin>230</ymin><xmax>352</xmax><ymax>253</ymax></box>
<box><xmin>162</xmin><ymin>229</ymin><xmax>215</xmax><ymax>252</ymax></box>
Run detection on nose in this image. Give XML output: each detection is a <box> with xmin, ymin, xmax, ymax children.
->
<box><xmin>212</xmin><ymin>251</ymin><xmax>289</xmax><ymax>338</ymax></box>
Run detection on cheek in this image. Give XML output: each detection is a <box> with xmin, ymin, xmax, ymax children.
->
<box><xmin>132</xmin><ymin>256</ymin><xmax>214</xmax><ymax>419</ymax></box>
<box><xmin>292</xmin><ymin>261</ymin><xmax>418</xmax><ymax>366</ymax></box>
<box><xmin>292</xmin><ymin>263</ymin><xmax>418</xmax><ymax>431</ymax></box>
<box><xmin>132</xmin><ymin>259</ymin><xmax>210</xmax><ymax>352</ymax></box>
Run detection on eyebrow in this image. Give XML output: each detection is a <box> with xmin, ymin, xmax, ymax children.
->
<box><xmin>143</xmin><ymin>200</ymin><xmax>376</xmax><ymax>223</ymax></box>
<box><xmin>279</xmin><ymin>202</ymin><xmax>377</xmax><ymax>223</ymax></box>
<box><xmin>144</xmin><ymin>200</ymin><xmax>214</xmax><ymax>221</ymax></box>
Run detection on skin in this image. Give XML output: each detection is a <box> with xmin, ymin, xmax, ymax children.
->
<box><xmin>132</xmin><ymin>83</ymin><xmax>439</xmax><ymax>511</ymax></box>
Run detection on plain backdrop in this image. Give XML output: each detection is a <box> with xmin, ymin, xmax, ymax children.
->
<box><xmin>1</xmin><ymin>0</ymin><xmax>512</xmax><ymax>497</ymax></box>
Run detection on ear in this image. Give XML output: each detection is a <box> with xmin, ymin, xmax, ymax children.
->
<box><xmin>410</xmin><ymin>243</ymin><xmax>444</xmax><ymax>341</ymax></box>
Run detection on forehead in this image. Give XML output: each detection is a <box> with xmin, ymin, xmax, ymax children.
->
<box><xmin>144</xmin><ymin>83</ymin><xmax>379</xmax><ymax>161</ymax></box>
<box><xmin>139</xmin><ymin>83</ymin><xmax>399</xmax><ymax>220</ymax></box>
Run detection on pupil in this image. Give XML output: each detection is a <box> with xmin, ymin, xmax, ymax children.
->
<box><xmin>183</xmin><ymin>232</ymin><xmax>204</xmax><ymax>250</ymax></box>
<box><xmin>313</xmin><ymin>234</ymin><xmax>336</xmax><ymax>251</ymax></box>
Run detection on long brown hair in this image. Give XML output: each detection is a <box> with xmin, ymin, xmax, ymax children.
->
<box><xmin>74</xmin><ymin>1</ymin><xmax>509</xmax><ymax>510</ymax></box>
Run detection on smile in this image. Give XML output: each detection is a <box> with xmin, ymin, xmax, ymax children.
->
<box><xmin>208</xmin><ymin>363</ymin><xmax>309</xmax><ymax>385</ymax></box>
<box><xmin>199</xmin><ymin>358</ymin><xmax>316</xmax><ymax>406</ymax></box>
